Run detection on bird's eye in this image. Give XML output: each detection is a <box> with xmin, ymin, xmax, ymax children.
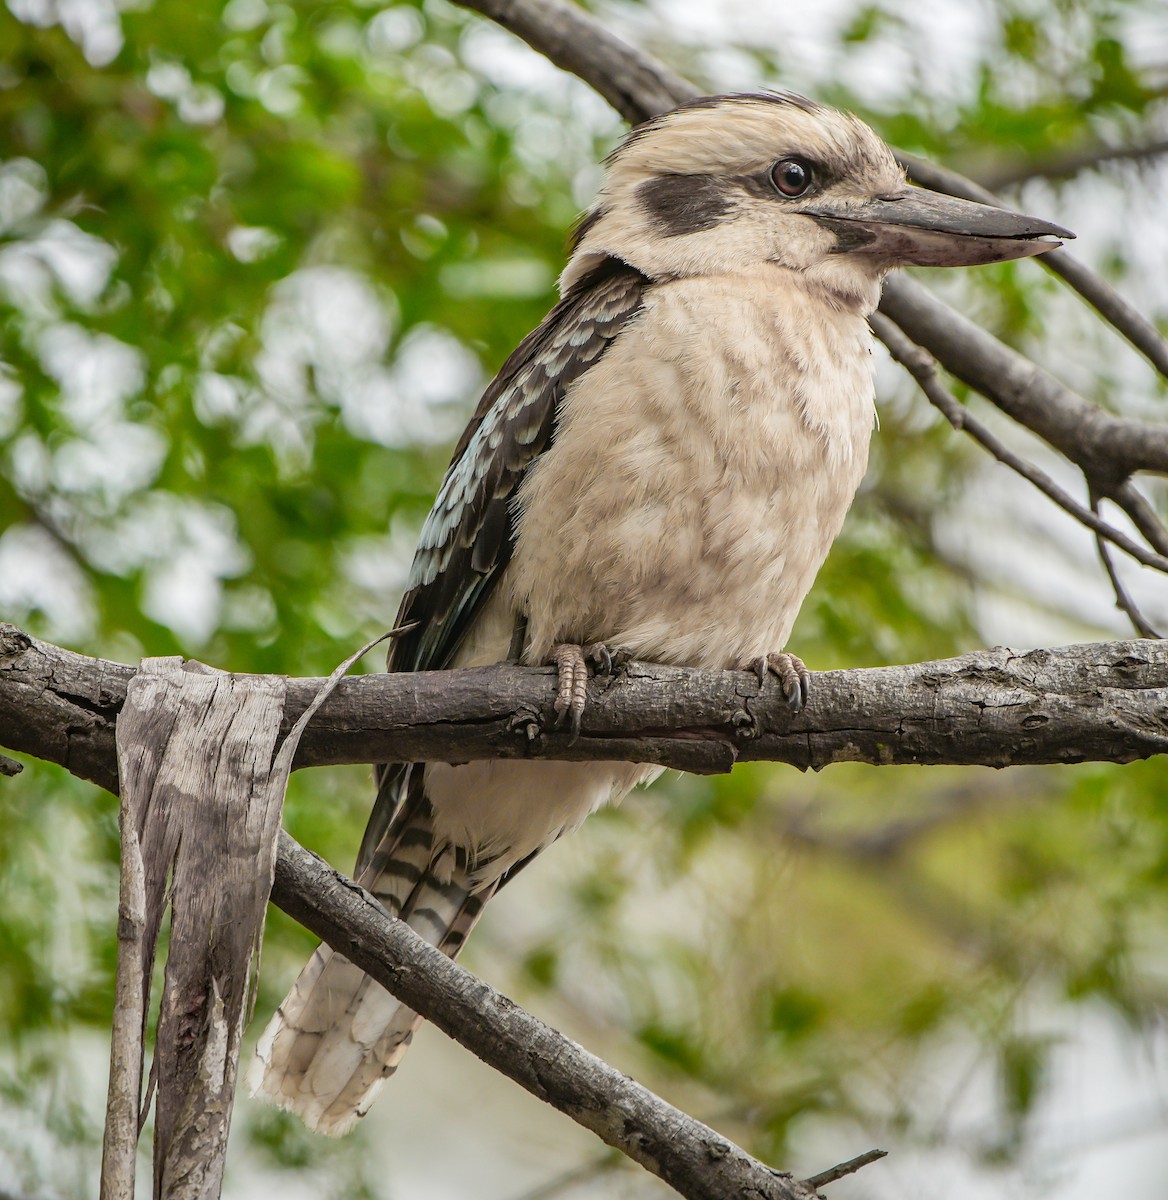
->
<box><xmin>771</xmin><ymin>159</ymin><xmax>812</xmax><ymax>198</ymax></box>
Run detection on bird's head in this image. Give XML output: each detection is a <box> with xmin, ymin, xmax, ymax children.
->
<box><xmin>563</xmin><ymin>93</ymin><xmax>1072</xmax><ymax>312</ymax></box>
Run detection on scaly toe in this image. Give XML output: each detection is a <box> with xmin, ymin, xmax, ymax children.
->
<box><xmin>551</xmin><ymin>643</ymin><xmax>589</xmax><ymax>739</ymax></box>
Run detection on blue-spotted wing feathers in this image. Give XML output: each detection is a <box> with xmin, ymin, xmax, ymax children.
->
<box><xmin>359</xmin><ymin>258</ymin><xmax>646</xmax><ymax>877</ymax></box>
<box><xmin>388</xmin><ymin>257</ymin><xmax>647</xmax><ymax>676</ymax></box>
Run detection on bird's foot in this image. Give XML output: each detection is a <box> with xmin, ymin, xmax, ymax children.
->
<box><xmin>746</xmin><ymin>651</ymin><xmax>811</xmax><ymax>714</ymax></box>
<box><xmin>550</xmin><ymin>642</ymin><xmax>625</xmax><ymax>739</ymax></box>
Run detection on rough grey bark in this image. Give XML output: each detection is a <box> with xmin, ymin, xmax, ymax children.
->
<box><xmin>4</xmin><ymin>625</ymin><xmax>1167</xmax><ymax>786</ymax></box>
<box><xmin>100</xmin><ymin>795</ymin><xmax>148</xmax><ymax>1200</ymax></box>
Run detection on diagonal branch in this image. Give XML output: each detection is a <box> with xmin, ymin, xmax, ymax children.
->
<box><xmin>871</xmin><ymin>311</ymin><xmax>1168</xmax><ymax>574</ymax></box>
<box><xmin>455</xmin><ymin>0</ymin><xmax>692</xmax><ymax>123</ymax></box>
<box><xmin>871</xmin><ymin>158</ymin><xmax>1168</xmax><ymax>385</ymax></box>
<box><xmin>877</xmin><ymin>273</ymin><xmax>1168</xmax><ymax>483</ymax></box>
<box><xmin>979</xmin><ymin>134</ymin><xmax>1168</xmax><ymax>190</ymax></box>
<box><xmin>1112</xmin><ymin>480</ymin><xmax>1168</xmax><ymax>559</ymax></box>
<box><xmin>271</xmin><ymin>832</ymin><xmax>829</xmax><ymax>1200</ymax></box>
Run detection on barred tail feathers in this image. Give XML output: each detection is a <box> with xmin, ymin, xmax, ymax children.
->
<box><xmin>249</xmin><ymin>785</ymin><xmax>494</xmax><ymax>1136</ymax></box>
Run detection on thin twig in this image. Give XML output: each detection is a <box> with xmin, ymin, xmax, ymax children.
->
<box><xmin>981</xmin><ymin>135</ymin><xmax>1168</xmax><ymax>189</ymax></box>
<box><xmin>510</xmin><ymin>1151</ymin><xmax>623</xmax><ymax>1200</ymax></box>
<box><xmin>871</xmin><ymin>312</ymin><xmax>1168</xmax><ymax>574</ymax></box>
<box><xmin>802</xmin><ymin>1148</ymin><xmax>888</xmax><ymax>1190</ymax></box>
<box><xmin>1089</xmin><ymin>490</ymin><xmax>1163</xmax><ymax>638</ymax></box>
<box><xmin>1111</xmin><ymin>480</ymin><xmax>1168</xmax><ymax>558</ymax></box>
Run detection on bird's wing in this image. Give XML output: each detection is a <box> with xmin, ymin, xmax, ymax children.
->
<box><xmin>357</xmin><ymin>257</ymin><xmax>647</xmax><ymax>874</ymax></box>
<box><xmin>387</xmin><ymin>256</ymin><xmax>647</xmax><ymax>675</ymax></box>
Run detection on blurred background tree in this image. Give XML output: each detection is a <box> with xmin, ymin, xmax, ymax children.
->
<box><xmin>1</xmin><ymin>0</ymin><xmax>1166</xmax><ymax>1196</ymax></box>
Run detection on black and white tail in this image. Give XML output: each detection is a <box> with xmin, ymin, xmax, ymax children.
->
<box><xmin>249</xmin><ymin>772</ymin><xmax>495</xmax><ymax>1135</ymax></box>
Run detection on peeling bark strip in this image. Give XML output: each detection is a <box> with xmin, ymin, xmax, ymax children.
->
<box><xmin>97</xmin><ymin>637</ymin><xmax>386</xmax><ymax>1200</ymax></box>
<box><xmin>107</xmin><ymin>659</ymin><xmax>287</xmax><ymax>1200</ymax></box>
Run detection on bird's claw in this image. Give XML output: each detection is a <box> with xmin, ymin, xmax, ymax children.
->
<box><xmin>550</xmin><ymin>642</ymin><xmax>622</xmax><ymax>740</ymax></box>
<box><xmin>747</xmin><ymin>651</ymin><xmax>811</xmax><ymax>713</ymax></box>
<box><xmin>588</xmin><ymin>642</ymin><xmax>630</xmax><ymax>676</ymax></box>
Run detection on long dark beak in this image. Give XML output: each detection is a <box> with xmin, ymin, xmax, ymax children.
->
<box><xmin>813</xmin><ymin>187</ymin><xmax>1075</xmax><ymax>267</ymax></box>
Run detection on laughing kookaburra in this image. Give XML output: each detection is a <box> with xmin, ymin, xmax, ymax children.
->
<box><xmin>250</xmin><ymin>92</ymin><xmax>1071</xmax><ymax>1133</ymax></box>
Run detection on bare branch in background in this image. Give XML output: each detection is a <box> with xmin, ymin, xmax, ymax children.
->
<box><xmin>1089</xmin><ymin>492</ymin><xmax>1164</xmax><ymax>639</ymax></box>
<box><xmin>979</xmin><ymin>134</ymin><xmax>1168</xmax><ymax>189</ymax></box>
<box><xmin>508</xmin><ymin>1152</ymin><xmax>623</xmax><ymax>1200</ymax></box>
<box><xmin>895</xmin><ymin>152</ymin><xmax>1168</xmax><ymax>382</ymax></box>
<box><xmin>777</xmin><ymin>774</ymin><xmax>1043</xmax><ymax>862</ymax></box>
<box><xmin>871</xmin><ymin>312</ymin><xmax>1168</xmax><ymax>575</ymax></box>
<box><xmin>453</xmin><ymin>0</ymin><xmax>692</xmax><ymax>123</ymax></box>
<box><xmin>878</xmin><ymin>273</ymin><xmax>1168</xmax><ymax>481</ymax></box>
<box><xmin>1113</xmin><ymin>480</ymin><xmax>1168</xmax><ymax>558</ymax></box>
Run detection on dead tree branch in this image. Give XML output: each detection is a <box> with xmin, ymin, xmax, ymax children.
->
<box><xmin>4</xmin><ymin>626</ymin><xmax>1167</xmax><ymax>792</ymax></box>
<box><xmin>877</xmin><ymin>273</ymin><xmax>1168</xmax><ymax>482</ymax></box>
<box><xmin>272</xmin><ymin>832</ymin><xmax>832</xmax><ymax>1200</ymax></box>
<box><xmin>871</xmin><ymin>312</ymin><xmax>1168</xmax><ymax>577</ymax></box>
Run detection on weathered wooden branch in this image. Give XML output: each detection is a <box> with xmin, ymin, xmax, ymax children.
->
<box><xmin>96</xmin><ymin>640</ymin><xmax>399</xmax><ymax>1200</ymax></box>
<box><xmin>1</xmin><ymin>620</ymin><xmax>900</xmax><ymax>1200</ymax></box>
<box><xmin>272</xmin><ymin>832</ymin><xmax>827</xmax><ymax>1200</ymax></box>
<box><xmin>4</xmin><ymin>626</ymin><xmax>1167</xmax><ymax>792</ymax></box>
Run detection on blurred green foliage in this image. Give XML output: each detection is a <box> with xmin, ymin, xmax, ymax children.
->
<box><xmin>1</xmin><ymin>0</ymin><xmax>1166</xmax><ymax>1194</ymax></box>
